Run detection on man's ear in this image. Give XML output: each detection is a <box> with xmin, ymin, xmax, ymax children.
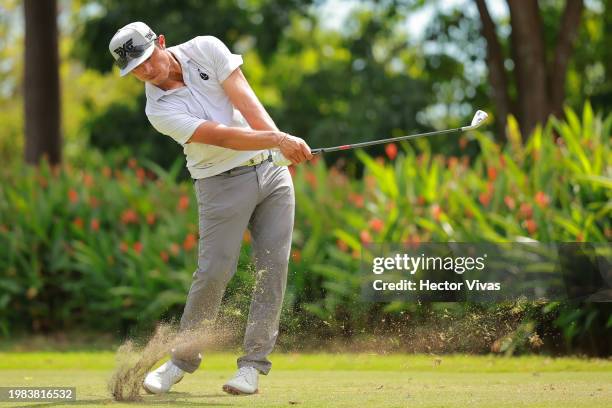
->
<box><xmin>157</xmin><ymin>34</ymin><xmax>166</xmax><ymax>49</ymax></box>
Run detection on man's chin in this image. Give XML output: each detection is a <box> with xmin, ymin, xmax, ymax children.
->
<box><xmin>148</xmin><ymin>74</ymin><xmax>168</xmax><ymax>86</ymax></box>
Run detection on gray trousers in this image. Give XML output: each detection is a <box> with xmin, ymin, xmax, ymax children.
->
<box><xmin>171</xmin><ymin>159</ymin><xmax>294</xmax><ymax>375</ymax></box>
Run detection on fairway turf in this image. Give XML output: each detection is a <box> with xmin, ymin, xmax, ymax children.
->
<box><xmin>0</xmin><ymin>353</ymin><xmax>610</xmax><ymax>407</ymax></box>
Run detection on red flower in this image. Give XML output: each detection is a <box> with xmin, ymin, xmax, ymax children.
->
<box><xmin>243</xmin><ymin>230</ymin><xmax>251</xmax><ymax>244</ymax></box>
<box><xmin>349</xmin><ymin>193</ymin><xmax>364</xmax><ymax>208</ymax></box>
<box><xmin>417</xmin><ymin>195</ymin><xmax>426</xmax><ymax>206</ymax></box>
<box><xmin>479</xmin><ymin>192</ymin><xmax>491</xmax><ymax>207</ymax></box>
<box><xmin>487</xmin><ymin>167</ymin><xmax>497</xmax><ymax>182</ymax></box>
<box><xmin>431</xmin><ymin>204</ymin><xmax>442</xmax><ymax>221</ymax></box>
<box><xmin>90</xmin><ymin>218</ymin><xmax>100</xmax><ymax>231</ymax></box>
<box><xmin>369</xmin><ymin>218</ymin><xmax>384</xmax><ymax>233</ymax></box>
<box><xmin>504</xmin><ymin>196</ymin><xmax>515</xmax><ymax>210</ymax></box>
<box><xmin>128</xmin><ymin>158</ymin><xmax>137</xmax><ymax>169</ymax></box>
<box><xmin>146</xmin><ymin>213</ymin><xmax>156</xmax><ymax>225</ymax></box>
<box><xmin>136</xmin><ymin>168</ymin><xmax>146</xmax><ymax>183</ymax></box>
<box><xmin>360</xmin><ymin>230</ymin><xmax>372</xmax><ymax>244</ymax></box>
<box><xmin>519</xmin><ymin>203</ymin><xmax>533</xmax><ymax>219</ymax></box>
<box><xmin>385</xmin><ymin>143</ymin><xmax>398</xmax><ymax>160</ymax></box>
<box><xmin>525</xmin><ymin>219</ymin><xmax>537</xmax><ymax>234</ymax></box>
<box><xmin>336</xmin><ymin>239</ymin><xmax>349</xmax><ymax>252</ymax></box>
<box><xmin>291</xmin><ymin>249</ymin><xmax>302</xmax><ymax>262</ymax></box>
<box><xmin>534</xmin><ymin>191</ymin><xmax>550</xmax><ymax>209</ymax></box>
<box><xmin>170</xmin><ymin>243</ymin><xmax>180</xmax><ymax>256</ymax></box>
<box><xmin>305</xmin><ymin>171</ymin><xmax>318</xmax><ymax>188</ymax></box>
<box><xmin>119</xmin><ymin>241</ymin><xmax>129</xmax><ymax>253</ymax></box>
<box><xmin>177</xmin><ymin>195</ymin><xmax>190</xmax><ymax>212</ymax></box>
<box><xmin>68</xmin><ymin>189</ymin><xmax>79</xmax><ymax>204</ymax></box>
<box><xmin>133</xmin><ymin>241</ymin><xmax>143</xmax><ymax>254</ymax></box>
<box><xmin>102</xmin><ymin>166</ymin><xmax>112</xmax><ymax>178</ymax></box>
<box><xmin>83</xmin><ymin>173</ymin><xmax>94</xmax><ymax>188</ymax></box>
<box><xmin>183</xmin><ymin>233</ymin><xmax>197</xmax><ymax>251</ymax></box>
<box><xmin>72</xmin><ymin>217</ymin><xmax>84</xmax><ymax>229</ymax></box>
<box><xmin>160</xmin><ymin>250</ymin><xmax>169</xmax><ymax>263</ymax></box>
<box><xmin>121</xmin><ymin>209</ymin><xmax>138</xmax><ymax>224</ymax></box>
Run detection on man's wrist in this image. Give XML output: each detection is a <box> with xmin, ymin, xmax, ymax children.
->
<box><xmin>276</xmin><ymin>132</ymin><xmax>288</xmax><ymax>148</ymax></box>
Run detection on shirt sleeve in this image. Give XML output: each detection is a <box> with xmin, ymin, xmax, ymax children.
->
<box><xmin>192</xmin><ymin>36</ymin><xmax>243</xmax><ymax>83</ymax></box>
<box><xmin>147</xmin><ymin>110</ymin><xmax>205</xmax><ymax>146</ymax></box>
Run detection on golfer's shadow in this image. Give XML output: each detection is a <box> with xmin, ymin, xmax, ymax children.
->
<box><xmin>13</xmin><ymin>392</ymin><xmax>237</xmax><ymax>407</ymax></box>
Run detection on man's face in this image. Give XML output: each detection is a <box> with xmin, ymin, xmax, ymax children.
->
<box><xmin>131</xmin><ymin>36</ymin><xmax>171</xmax><ymax>85</ymax></box>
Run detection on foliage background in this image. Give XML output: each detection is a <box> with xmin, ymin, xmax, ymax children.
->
<box><xmin>0</xmin><ymin>0</ymin><xmax>610</xmax><ymax>355</ymax></box>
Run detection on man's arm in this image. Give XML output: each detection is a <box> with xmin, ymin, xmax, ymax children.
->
<box><xmin>186</xmin><ymin>121</ymin><xmax>281</xmax><ymax>150</ymax></box>
<box><xmin>186</xmin><ymin>122</ymin><xmax>311</xmax><ymax>164</ymax></box>
<box><xmin>194</xmin><ymin>67</ymin><xmax>312</xmax><ymax>163</ymax></box>
<box><xmin>222</xmin><ymin>68</ymin><xmax>279</xmax><ymax>131</ymax></box>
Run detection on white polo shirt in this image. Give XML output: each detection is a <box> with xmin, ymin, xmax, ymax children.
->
<box><xmin>144</xmin><ymin>36</ymin><xmax>265</xmax><ymax>179</ymax></box>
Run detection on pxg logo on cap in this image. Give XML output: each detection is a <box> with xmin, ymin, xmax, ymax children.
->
<box><xmin>109</xmin><ymin>22</ymin><xmax>157</xmax><ymax>77</ymax></box>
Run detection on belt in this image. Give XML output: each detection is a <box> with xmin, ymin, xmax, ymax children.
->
<box><xmin>237</xmin><ymin>151</ymin><xmax>271</xmax><ymax>167</ymax></box>
<box><xmin>219</xmin><ymin>151</ymin><xmax>272</xmax><ymax>175</ymax></box>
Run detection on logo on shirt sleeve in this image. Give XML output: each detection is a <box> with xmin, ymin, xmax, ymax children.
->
<box><xmin>197</xmin><ymin>68</ymin><xmax>209</xmax><ymax>80</ymax></box>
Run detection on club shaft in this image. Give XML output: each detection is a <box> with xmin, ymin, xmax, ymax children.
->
<box><xmin>311</xmin><ymin>127</ymin><xmax>463</xmax><ymax>154</ymax></box>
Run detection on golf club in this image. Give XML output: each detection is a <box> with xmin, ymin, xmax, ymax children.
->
<box><xmin>271</xmin><ymin>110</ymin><xmax>488</xmax><ymax>165</ymax></box>
<box><xmin>311</xmin><ymin>110</ymin><xmax>489</xmax><ymax>155</ymax></box>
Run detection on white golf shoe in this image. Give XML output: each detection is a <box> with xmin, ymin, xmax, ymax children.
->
<box><xmin>222</xmin><ymin>366</ymin><xmax>259</xmax><ymax>395</ymax></box>
<box><xmin>142</xmin><ymin>360</ymin><xmax>185</xmax><ymax>394</ymax></box>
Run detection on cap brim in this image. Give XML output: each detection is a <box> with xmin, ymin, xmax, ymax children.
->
<box><xmin>119</xmin><ymin>45</ymin><xmax>154</xmax><ymax>77</ymax></box>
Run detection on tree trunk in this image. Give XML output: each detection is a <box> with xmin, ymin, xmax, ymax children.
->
<box><xmin>507</xmin><ymin>0</ymin><xmax>549</xmax><ymax>137</ymax></box>
<box><xmin>549</xmin><ymin>0</ymin><xmax>584</xmax><ymax>117</ymax></box>
<box><xmin>24</xmin><ymin>0</ymin><xmax>61</xmax><ymax>165</ymax></box>
<box><xmin>474</xmin><ymin>0</ymin><xmax>513</xmax><ymax>140</ymax></box>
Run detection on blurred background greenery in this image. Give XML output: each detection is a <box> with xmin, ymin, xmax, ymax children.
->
<box><xmin>0</xmin><ymin>0</ymin><xmax>610</xmax><ymax>355</ymax></box>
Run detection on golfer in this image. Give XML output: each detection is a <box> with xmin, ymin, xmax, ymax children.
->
<box><xmin>109</xmin><ymin>22</ymin><xmax>312</xmax><ymax>395</ymax></box>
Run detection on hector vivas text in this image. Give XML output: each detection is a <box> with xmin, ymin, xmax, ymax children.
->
<box><xmin>370</xmin><ymin>253</ymin><xmax>501</xmax><ymax>292</ymax></box>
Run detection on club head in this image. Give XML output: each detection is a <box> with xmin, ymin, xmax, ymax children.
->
<box><xmin>462</xmin><ymin>110</ymin><xmax>489</xmax><ymax>131</ymax></box>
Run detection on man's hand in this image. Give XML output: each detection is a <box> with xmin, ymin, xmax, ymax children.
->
<box><xmin>277</xmin><ymin>133</ymin><xmax>313</xmax><ymax>165</ymax></box>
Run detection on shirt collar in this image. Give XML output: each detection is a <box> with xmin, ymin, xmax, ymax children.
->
<box><xmin>144</xmin><ymin>45</ymin><xmax>191</xmax><ymax>102</ymax></box>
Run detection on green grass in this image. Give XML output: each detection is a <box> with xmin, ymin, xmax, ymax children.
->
<box><xmin>0</xmin><ymin>352</ymin><xmax>610</xmax><ymax>407</ymax></box>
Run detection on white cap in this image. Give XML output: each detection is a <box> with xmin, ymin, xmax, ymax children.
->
<box><xmin>109</xmin><ymin>22</ymin><xmax>157</xmax><ymax>77</ymax></box>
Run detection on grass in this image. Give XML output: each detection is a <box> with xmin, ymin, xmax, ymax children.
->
<box><xmin>0</xmin><ymin>352</ymin><xmax>610</xmax><ymax>407</ymax></box>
